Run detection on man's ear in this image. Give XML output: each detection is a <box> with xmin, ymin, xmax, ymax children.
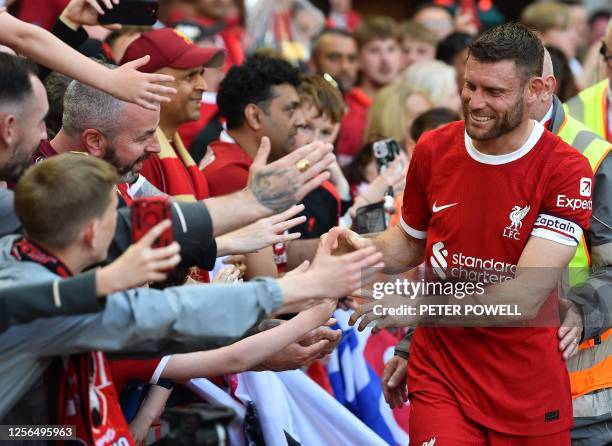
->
<box><xmin>0</xmin><ymin>113</ymin><xmax>18</xmax><ymax>148</ymax></box>
<box><xmin>526</xmin><ymin>77</ymin><xmax>546</xmax><ymax>105</ymax></box>
<box><xmin>81</xmin><ymin>218</ymin><xmax>98</xmax><ymax>250</ymax></box>
<box><xmin>244</xmin><ymin>103</ymin><xmax>263</xmax><ymax>131</ymax></box>
<box><xmin>540</xmin><ymin>75</ymin><xmax>557</xmax><ymax>103</ymax></box>
<box><xmin>81</xmin><ymin>129</ymin><xmax>107</xmax><ymax>158</ymax></box>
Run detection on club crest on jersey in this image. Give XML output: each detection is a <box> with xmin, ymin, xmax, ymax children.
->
<box><xmin>503</xmin><ymin>205</ymin><xmax>530</xmax><ymax>240</ymax></box>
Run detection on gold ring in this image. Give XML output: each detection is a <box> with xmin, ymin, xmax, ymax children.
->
<box><xmin>296</xmin><ymin>158</ymin><xmax>311</xmax><ymax>173</ymax></box>
<box><xmin>573</xmin><ymin>338</ymin><xmax>579</xmax><ymax>345</ymax></box>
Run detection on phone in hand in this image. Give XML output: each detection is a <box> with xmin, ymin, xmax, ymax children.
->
<box><xmin>131</xmin><ymin>196</ymin><xmax>173</xmax><ymax>248</ymax></box>
<box><xmin>372</xmin><ymin>138</ymin><xmax>401</xmax><ymax>174</ymax></box>
<box><xmin>98</xmin><ymin>0</ymin><xmax>159</xmax><ymax>26</ymax></box>
<box><xmin>353</xmin><ymin>202</ymin><xmax>387</xmax><ymax>234</ymax></box>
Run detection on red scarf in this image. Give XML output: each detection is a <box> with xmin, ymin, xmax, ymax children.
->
<box><xmin>11</xmin><ymin>238</ymin><xmax>135</xmax><ymax>446</ymax></box>
<box><xmin>116</xmin><ymin>183</ymin><xmax>134</xmax><ymax>206</ymax></box>
<box><xmin>141</xmin><ymin>129</ymin><xmax>209</xmax><ymax>202</ymax></box>
<box><xmin>143</xmin><ymin>130</ymin><xmax>210</xmax><ymax>282</ymax></box>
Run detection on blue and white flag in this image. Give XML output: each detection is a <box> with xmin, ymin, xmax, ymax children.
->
<box><xmin>327</xmin><ymin>310</ymin><xmax>410</xmax><ymax>446</ymax></box>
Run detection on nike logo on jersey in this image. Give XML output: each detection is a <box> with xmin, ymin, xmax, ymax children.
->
<box><xmin>421</xmin><ymin>438</ymin><xmax>436</xmax><ymax>446</ymax></box>
<box><xmin>432</xmin><ymin>201</ymin><xmax>458</xmax><ymax>213</ymax></box>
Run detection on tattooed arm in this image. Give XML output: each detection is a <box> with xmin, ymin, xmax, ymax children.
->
<box><xmin>204</xmin><ymin>137</ymin><xmax>335</xmax><ymax>237</ymax></box>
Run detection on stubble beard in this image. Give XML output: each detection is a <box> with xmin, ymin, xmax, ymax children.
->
<box><xmin>464</xmin><ymin>94</ymin><xmax>525</xmax><ymax>141</ymax></box>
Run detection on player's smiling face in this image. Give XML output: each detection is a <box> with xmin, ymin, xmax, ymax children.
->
<box><xmin>461</xmin><ymin>57</ymin><xmax>526</xmax><ymax>141</ymax></box>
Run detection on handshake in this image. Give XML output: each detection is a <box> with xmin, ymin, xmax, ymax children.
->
<box><xmin>274</xmin><ymin>227</ymin><xmax>384</xmax><ymax>306</ymax></box>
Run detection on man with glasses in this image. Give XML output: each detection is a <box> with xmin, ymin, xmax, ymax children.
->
<box><xmin>564</xmin><ymin>19</ymin><xmax>612</xmax><ymax>143</ymax></box>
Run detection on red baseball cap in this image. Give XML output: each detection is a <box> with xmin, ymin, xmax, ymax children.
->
<box><xmin>120</xmin><ymin>28</ymin><xmax>226</xmax><ymax>73</ymax></box>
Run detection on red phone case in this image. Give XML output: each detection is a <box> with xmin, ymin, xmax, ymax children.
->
<box><xmin>131</xmin><ymin>196</ymin><xmax>173</xmax><ymax>248</ymax></box>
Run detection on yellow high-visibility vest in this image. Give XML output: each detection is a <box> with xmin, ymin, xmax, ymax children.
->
<box><xmin>563</xmin><ymin>79</ymin><xmax>609</xmax><ymax>142</ymax></box>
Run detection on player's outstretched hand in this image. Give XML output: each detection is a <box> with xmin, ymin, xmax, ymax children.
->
<box><xmin>320</xmin><ymin>226</ymin><xmax>374</xmax><ymax>256</ymax></box>
<box><xmin>308</xmin><ymin>228</ymin><xmax>384</xmax><ymax>298</ymax></box>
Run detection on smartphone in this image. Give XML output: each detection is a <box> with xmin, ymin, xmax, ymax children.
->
<box><xmin>99</xmin><ymin>0</ymin><xmax>159</xmax><ymax>26</ymax></box>
<box><xmin>372</xmin><ymin>138</ymin><xmax>401</xmax><ymax>174</ymax></box>
<box><xmin>131</xmin><ymin>196</ymin><xmax>173</xmax><ymax>248</ymax></box>
<box><xmin>353</xmin><ymin>202</ymin><xmax>387</xmax><ymax>234</ymax></box>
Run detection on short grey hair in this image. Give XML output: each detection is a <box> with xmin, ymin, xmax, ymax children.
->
<box><xmin>62</xmin><ymin>68</ymin><xmax>126</xmax><ymax>138</ymax></box>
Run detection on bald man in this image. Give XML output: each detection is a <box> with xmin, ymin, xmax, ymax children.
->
<box><xmin>533</xmin><ymin>50</ymin><xmax>612</xmax><ymax>446</ymax></box>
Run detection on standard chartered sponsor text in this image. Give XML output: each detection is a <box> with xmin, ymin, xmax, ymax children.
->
<box><xmin>450</xmin><ymin>252</ymin><xmax>516</xmax><ymax>283</ymax></box>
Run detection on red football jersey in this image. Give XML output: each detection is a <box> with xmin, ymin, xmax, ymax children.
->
<box><xmin>401</xmin><ymin>120</ymin><xmax>593</xmax><ymax>435</ymax></box>
<box><xmin>202</xmin><ymin>131</ymin><xmax>253</xmax><ymax>197</ymax></box>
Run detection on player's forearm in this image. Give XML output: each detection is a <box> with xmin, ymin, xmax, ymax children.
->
<box><xmin>204</xmin><ymin>190</ymin><xmax>272</xmax><ymax>237</ymax></box>
<box><xmin>391</xmin><ymin>273</ymin><xmax>557</xmax><ymax>327</ymax></box>
<box><xmin>374</xmin><ymin>225</ymin><xmax>425</xmax><ymax>274</ymax></box>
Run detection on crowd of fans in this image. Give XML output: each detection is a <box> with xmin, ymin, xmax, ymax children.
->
<box><xmin>0</xmin><ymin>0</ymin><xmax>611</xmax><ymax>445</ymax></box>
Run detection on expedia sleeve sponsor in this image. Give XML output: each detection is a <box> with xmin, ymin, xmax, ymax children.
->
<box><xmin>555</xmin><ymin>194</ymin><xmax>592</xmax><ymax>211</ymax></box>
<box><xmin>533</xmin><ymin>160</ymin><xmax>593</xmax><ymax>247</ymax></box>
<box><xmin>531</xmin><ymin>214</ymin><xmax>582</xmax><ymax>246</ymax></box>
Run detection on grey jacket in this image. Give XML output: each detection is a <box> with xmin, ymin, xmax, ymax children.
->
<box><xmin>0</xmin><ymin>187</ymin><xmax>218</xmax><ymax>332</ymax></box>
<box><xmin>0</xmin><ymin>234</ymin><xmax>283</xmax><ymax>419</ymax></box>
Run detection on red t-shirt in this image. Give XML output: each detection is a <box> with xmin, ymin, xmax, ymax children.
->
<box><xmin>401</xmin><ymin>121</ymin><xmax>593</xmax><ymax>435</ymax></box>
<box><xmin>335</xmin><ymin>88</ymin><xmax>372</xmax><ymax>165</ymax></box>
<box><xmin>202</xmin><ymin>132</ymin><xmax>252</xmax><ymax>197</ymax></box>
<box><xmin>17</xmin><ymin>0</ymin><xmax>68</xmax><ymax>29</ymax></box>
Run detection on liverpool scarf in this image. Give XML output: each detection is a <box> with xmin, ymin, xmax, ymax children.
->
<box><xmin>11</xmin><ymin>238</ymin><xmax>135</xmax><ymax>446</ymax></box>
<box><xmin>140</xmin><ymin>129</ymin><xmax>209</xmax><ymax>201</ymax></box>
